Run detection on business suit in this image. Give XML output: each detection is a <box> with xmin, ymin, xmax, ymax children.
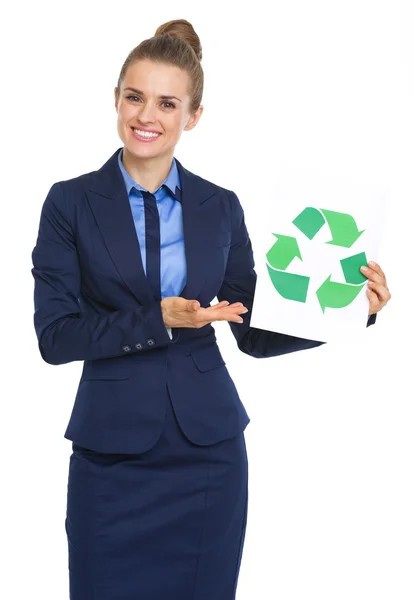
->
<box><xmin>32</xmin><ymin>147</ymin><xmax>326</xmax><ymax>453</ymax></box>
<box><xmin>32</xmin><ymin>148</ymin><xmax>350</xmax><ymax>598</ymax></box>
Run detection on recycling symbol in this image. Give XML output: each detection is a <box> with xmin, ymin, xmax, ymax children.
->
<box><xmin>266</xmin><ymin>207</ymin><xmax>368</xmax><ymax>312</ymax></box>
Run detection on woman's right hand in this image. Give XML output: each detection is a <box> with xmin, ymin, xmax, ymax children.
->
<box><xmin>161</xmin><ymin>297</ymin><xmax>248</xmax><ymax>329</ymax></box>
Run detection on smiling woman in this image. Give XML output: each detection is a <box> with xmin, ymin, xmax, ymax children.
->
<box><xmin>113</xmin><ymin>23</ymin><xmax>204</xmax><ymax>192</ymax></box>
<box><xmin>33</xmin><ymin>19</ymin><xmax>254</xmax><ymax>600</ymax></box>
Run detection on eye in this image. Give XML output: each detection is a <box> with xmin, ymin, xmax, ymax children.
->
<box><xmin>162</xmin><ymin>102</ymin><xmax>176</xmax><ymax>109</ymax></box>
<box><xmin>126</xmin><ymin>95</ymin><xmax>142</xmax><ymax>102</ymax></box>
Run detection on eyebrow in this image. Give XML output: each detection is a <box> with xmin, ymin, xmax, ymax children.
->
<box><xmin>123</xmin><ymin>87</ymin><xmax>182</xmax><ymax>103</ymax></box>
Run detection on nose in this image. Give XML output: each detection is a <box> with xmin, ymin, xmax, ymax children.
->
<box><xmin>137</xmin><ymin>100</ymin><xmax>157</xmax><ymax>124</ymax></box>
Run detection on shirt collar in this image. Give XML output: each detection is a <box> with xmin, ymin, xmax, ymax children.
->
<box><xmin>117</xmin><ymin>148</ymin><xmax>181</xmax><ymax>200</ymax></box>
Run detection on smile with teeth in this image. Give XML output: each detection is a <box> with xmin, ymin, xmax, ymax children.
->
<box><xmin>133</xmin><ymin>128</ymin><xmax>161</xmax><ymax>139</ymax></box>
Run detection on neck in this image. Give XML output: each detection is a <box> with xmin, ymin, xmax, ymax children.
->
<box><xmin>122</xmin><ymin>148</ymin><xmax>174</xmax><ymax>193</ymax></box>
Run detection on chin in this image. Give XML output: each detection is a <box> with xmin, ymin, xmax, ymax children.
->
<box><xmin>127</xmin><ymin>140</ymin><xmax>176</xmax><ymax>160</ymax></box>
<box><xmin>127</xmin><ymin>147</ymin><xmax>165</xmax><ymax>161</ymax></box>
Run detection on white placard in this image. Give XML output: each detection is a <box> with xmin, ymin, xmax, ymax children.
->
<box><xmin>250</xmin><ymin>175</ymin><xmax>389</xmax><ymax>343</ymax></box>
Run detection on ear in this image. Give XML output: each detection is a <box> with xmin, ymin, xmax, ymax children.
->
<box><xmin>114</xmin><ymin>87</ymin><xmax>119</xmax><ymax>111</ymax></box>
<box><xmin>184</xmin><ymin>105</ymin><xmax>204</xmax><ymax>132</ymax></box>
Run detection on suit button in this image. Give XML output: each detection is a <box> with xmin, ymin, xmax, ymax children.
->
<box><xmin>147</xmin><ymin>338</ymin><xmax>155</xmax><ymax>347</ymax></box>
<box><xmin>135</xmin><ymin>343</ymin><xmax>143</xmax><ymax>350</ymax></box>
<box><xmin>122</xmin><ymin>345</ymin><xmax>131</xmax><ymax>352</ymax></box>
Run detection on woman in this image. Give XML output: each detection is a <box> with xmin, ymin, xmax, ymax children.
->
<box><xmin>31</xmin><ymin>19</ymin><xmax>391</xmax><ymax>600</ymax></box>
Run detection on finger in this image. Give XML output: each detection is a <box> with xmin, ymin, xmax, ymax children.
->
<box><xmin>213</xmin><ymin>302</ymin><xmax>244</xmax><ymax>308</ymax></box>
<box><xmin>204</xmin><ymin>314</ymin><xmax>245</xmax><ymax>324</ymax></box>
<box><xmin>367</xmin><ymin>281</ymin><xmax>391</xmax><ymax>303</ymax></box>
<box><xmin>217</xmin><ymin>312</ymin><xmax>247</xmax><ymax>324</ymax></box>
<box><xmin>196</xmin><ymin>315</ymin><xmax>245</xmax><ymax>327</ymax></box>
<box><xmin>366</xmin><ymin>288</ymin><xmax>381</xmax><ymax>315</ymax></box>
<box><xmin>196</xmin><ymin>306</ymin><xmax>248</xmax><ymax>325</ymax></box>
<box><xmin>205</xmin><ymin>302</ymin><xmax>246</xmax><ymax>312</ymax></box>
<box><xmin>368</xmin><ymin>261</ymin><xmax>386</xmax><ymax>280</ymax></box>
<box><xmin>188</xmin><ymin>300</ymin><xmax>200</xmax><ymax>311</ymax></box>
<box><xmin>217</xmin><ymin>308</ymin><xmax>249</xmax><ymax>322</ymax></box>
<box><xmin>205</xmin><ymin>306</ymin><xmax>248</xmax><ymax>318</ymax></box>
<box><xmin>360</xmin><ymin>265</ymin><xmax>385</xmax><ymax>285</ymax></box>
<box><xmin>205</xmin><ymin>301</ymin><xmax>230</xmax><ymax>310</ymax></box>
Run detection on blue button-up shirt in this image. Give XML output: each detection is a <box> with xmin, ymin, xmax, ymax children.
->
<box><xmin>117</xmin><ymin>148</ymin><xmax>187</xmax><ymax>299</ymax></box>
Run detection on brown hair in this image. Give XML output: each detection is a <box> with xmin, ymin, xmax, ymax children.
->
<box><xmin>115</xmin><ymin>19</ymin><xmax>203</xmax><ymax>113</ymax></box>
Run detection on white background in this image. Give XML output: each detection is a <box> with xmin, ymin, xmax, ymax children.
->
<box><xmin>1</xmin><ymin>1</ymin><xmax>413</xmax><ymax>598</ymax></box>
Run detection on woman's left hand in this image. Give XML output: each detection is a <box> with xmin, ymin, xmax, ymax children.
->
<box><xmin>360</xmin><ymin>261</ymin><xmax>391</xmax><ymax>316</ymax></box>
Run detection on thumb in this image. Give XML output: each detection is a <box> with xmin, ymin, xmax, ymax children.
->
<box><xmin>188</xmin><ymin>300</ymin><xmax>200</xmax><ymax>311</ymax></box>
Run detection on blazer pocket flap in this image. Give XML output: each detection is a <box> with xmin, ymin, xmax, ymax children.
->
<box><xmin>82</xmin><ymin>357</ymin><xmax>133</xmax><ymax>381</ymax></box>
<box><xmin>191</xmin><ymin>345</ymin><xmax>226</xmax><ymax>372</ymax></box>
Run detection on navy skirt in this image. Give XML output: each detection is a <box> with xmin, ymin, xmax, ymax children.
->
<box><xmin>65</xmin><ymin>392</ymin><xmax>248</xmax><ymax>600</ymax></box>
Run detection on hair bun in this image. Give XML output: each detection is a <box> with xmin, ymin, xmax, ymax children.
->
<box><xmin>154</xmin><ymin>19</ymin><xmax>202</xmax><ymax>61</ymax></box>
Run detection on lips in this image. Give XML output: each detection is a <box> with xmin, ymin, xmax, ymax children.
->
<box><xmin>131</xmin><ymin>126</ymin><xmax>161</xmax><ymax>135</ymax></box>
<box><xmin>131</xmin><ymin>127</ymin><xmax>161</xmax><ymax>143</ymax></box>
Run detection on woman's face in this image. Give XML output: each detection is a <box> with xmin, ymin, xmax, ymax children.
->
<box><xmin>115</xmin><ymin>59</ymin><xmax>203</xmax><ymax>162</ymax></box>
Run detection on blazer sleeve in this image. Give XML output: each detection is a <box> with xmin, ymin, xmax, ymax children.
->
<box><xmin>31</xmin><ymin>182</ymin><xmax>174</xmax><ymax>365</ymax></box>
<box><xmin>217</xmin><ymin>190</ymin><xmax>376</xmax><ymax>359</ymax></box>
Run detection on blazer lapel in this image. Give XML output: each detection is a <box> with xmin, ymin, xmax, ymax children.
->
<box><xmin>175</xmin><ymin>159</ymin><xmax>218</xmax><ymax>300</ymax></box>
<box><xmin>86</xmin><ymin>148</ymin><xmax>154</xmax><ymax>305</ymax></box>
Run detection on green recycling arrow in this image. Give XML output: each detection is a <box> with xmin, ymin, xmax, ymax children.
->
<box><xmin>316</xmin><ymin>276</ymin><xmax>365</xmax><ymax>313</ymax></box>
<box><xmin>340</xmin><ymin>252</ymin><xmax>368</xmax><ymax>285</ymax></box>
<box><xmin>266</xmin><ymin>264</ymin><xmax>310</xmax><ymax>303</ymax></box>
<box><xmin>266</xmin><ymin>234</ymin><xmax>302</xmax><ymax>270</ymax></box>
<box><xmin>320</xmin><ymin>209</ymin><xmax>365</xmax><ymax>248</ymax></box>
<box><xmin>293</xmin><ymin>207</ymin><xmax>365</xmax><ymax>248</ymax></box>
<box><xmin>292</xmin><ymin>207</ymin><xmax>325</xmax><ymax>240</ymax></box>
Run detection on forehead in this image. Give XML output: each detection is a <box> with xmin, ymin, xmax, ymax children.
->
<box><xmin>122</xmin><ymin>59</ymin><xmax>190</xmax><ymax>97</ymax></box>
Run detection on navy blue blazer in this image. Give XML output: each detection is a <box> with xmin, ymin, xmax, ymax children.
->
<box><xmin>32</xmin><ymin>148</ymin><xmax>342</xmax><ymax>453</ymax></box>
